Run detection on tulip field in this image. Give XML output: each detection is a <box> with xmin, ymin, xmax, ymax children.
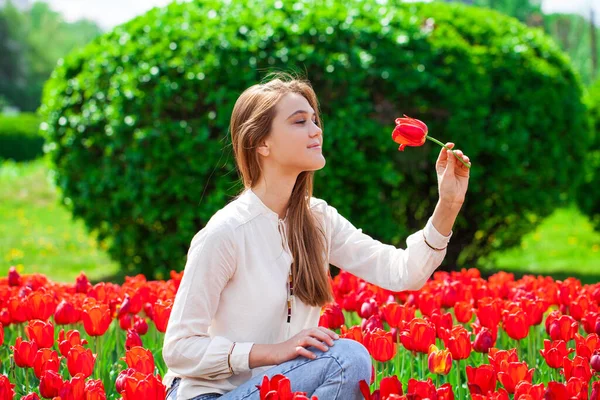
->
<box><xmin>0</xmin><ymin>266</ymin><xmax>599</xmax><ymax>399</ymax></box>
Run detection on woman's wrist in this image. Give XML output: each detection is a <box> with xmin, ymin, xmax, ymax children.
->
<box><xmin>249</xmin><ymin>343</ymin><xmax>281</xmax><ymax>369</ymax></box>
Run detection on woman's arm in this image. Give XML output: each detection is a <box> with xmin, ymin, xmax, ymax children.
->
<box><xmin>162</xmin><ymin>223</ymin><xmax>254</xmax><ymax>380</ymax></box>
<box><xmin>431</xmin><ymin>199</ymin><xmax>463</xmax><ymax>237</ymax></box>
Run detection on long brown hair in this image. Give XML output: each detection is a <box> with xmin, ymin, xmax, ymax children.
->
<box><xmin>229</xmin><ymin>71</ymin><xmax>333</xmax><ymax>307</ymax></box>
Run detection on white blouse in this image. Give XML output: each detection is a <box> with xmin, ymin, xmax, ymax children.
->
<box><xmin>162</xmin><ymin>188</ymin><xmax>452</xmax><ymax>399</ymax></box>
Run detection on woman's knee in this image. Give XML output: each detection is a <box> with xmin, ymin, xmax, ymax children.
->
<box><xmin>328</xmin><ymin>338</ymin><xmax>371</xmax><ymax>379</ymax></box>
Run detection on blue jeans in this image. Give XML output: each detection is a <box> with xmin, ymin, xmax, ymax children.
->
<box><xmin>166</xmin><ymin>338</ymin><xmax>371</xmax><ymax>400</ymax></box>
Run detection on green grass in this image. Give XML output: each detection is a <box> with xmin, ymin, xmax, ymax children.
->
<box><xmin>488</xmin><ymin>205</ymin><xmax>600</xmax><ymax>283</ymax></box>
<box><xmin>0</xmin><ymin>158</ymin><xmax>119</xmax><ymax>283</ymax></box>
<box><xmin>1</xmin><ymin>158</ymin><xmax>599</xmax><ymax>284</ymax></box>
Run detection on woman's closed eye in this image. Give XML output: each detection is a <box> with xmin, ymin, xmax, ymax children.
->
<box><xmin>296</xmin><ymin>120</ymin><xmax>318</xmax><ymax>126</ymax></box>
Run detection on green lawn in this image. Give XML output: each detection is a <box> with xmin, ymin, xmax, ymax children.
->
<box><xmin>0</xmin><ymin>158</ymin><xmax>119</xmax><ymax>283</ymax></box>
<box><xmin>1</xmin><ymin>158</ymin><xmax>599</xmax><ymax>284</ymax></box>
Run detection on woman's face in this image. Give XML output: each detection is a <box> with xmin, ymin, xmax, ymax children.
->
<box><xmin>258</xmin><ymin>92</ymin><xmax>325</xmax><ymax>174</ymax></box>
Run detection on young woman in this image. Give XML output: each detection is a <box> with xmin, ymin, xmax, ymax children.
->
<box><xmin>162</xmin><ymin>72</ymin><xmax>471</xmax><ymax>400</ymax></box>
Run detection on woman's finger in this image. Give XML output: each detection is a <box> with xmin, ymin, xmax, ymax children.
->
<box><xmin>310</xmin><ymin>328</ymin><xmax>335</xmax><ymax>347</ymax></box>
<box><xmin>301</xmin><ymin>336</ymin><xmax>329</xmax><ymax>352</ymax></box>
<box><xmin>296</xmin><ymin>346</ymin><xmax>317</xmax><ymax>360</ymax></box>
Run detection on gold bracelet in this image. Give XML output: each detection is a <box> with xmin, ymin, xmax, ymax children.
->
<box><xmin>423</xmin><ymin>230</ymin><xmax>448</xmax><ymax>251</ymax></box>
<box><xmin>227</xmin><ymin>342</ymin><xmax>236</xmax><ymax>375</ymax></box>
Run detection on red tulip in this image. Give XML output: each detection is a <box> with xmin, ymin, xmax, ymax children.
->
<box><xmin>133</xmin><ymin>316</ymin><xmax>149</xmax><ymax>335</ymax></box>
<box><xmin>428</xmin><ymin>344</ymin><xmax>452</xmax><ymax>375</ymax></box>
<box><xmin>33</xmin><ymin>348</ymin><xmax>60</xmax><ymax>379</ymax></box>
<box><xmin>437</xmin><ymin>383</ymin><xmax>455</xmax><ymax>400</ymax></box>
<box><xmin>39</xmin><ymin>370</ymin><xmax>64</xmax><ymax>399</ymax></box>
<box><xmin>406</xmin><ymin>378</ymin><xmax>437</xmax><ymax>399</ymax></box>
<box><xmin>81</xmin><ymin>303</ymin><xmax>112</xmax><ymax>336</ymax></box>
<box><xmin>364</xmin><ymin>328</ymin><xmax>396</xmax><ymax>362</ymax></box>
<box><xmin>392</xmin><ymin>115</ymin><xmax>428</xmax><ymax>151</ymax></box>
<box><xmin>120</xmin><ymin>371</ymin><xmax>168</xmax><ymax>400</ymax></box>
<box><xmin>476</xmin><ymin>297</ymin><xmax>502</xmax><ymax>330</ymax></box>
<box><xmin>340</xmin><ymin>325</ymin><xmax>363</xmax><ymax>345</ymax></box>
<box><xmin>126</xmin><ymin>329</ymin><xmax>143</xmax><ymax>350</ymax></box>
<box><xmin>563</xmin><ymin>355</ymin><xmax>592</xmax><ymax>382</ymax></box>
<box><xmin>472</xmin><ymin>326</ymin><xmax>496</xmax><ymax>353</ymax></box>
<box><xmin>522</xmin><ymin>298</ymin><xmax>548</xmax><ymax>326</ymax></box>
<box><xmin>574</xmin><ymin>333</ymin><xmax>600</xmax><ymax>360</ymax></box>
<box><xmin>58</xmin><ymin>373</ymin><xmax>86</xmax><ymax>400</ymax></box>
<box><xmin>442</xmin><ymin>325</ymin><xmax>471</xmax><ymax>360</ymax></box>
<box><xmin>12</xmin><ymin>337</ymin><xmax>38</xmax><ymax>368</ymax></box>
<box><xmin>539</xmin><ymin>339</ymin><xmax>573</xmax><ymax>369</ymax></box>
<box><xmin>22</xmin><ymin>394</ymin><xmax>40</xmax><ymax>400</ymax></box>
<box><xmin>0</xmin><ymin>375</ymin><xmax>15</xmax><ymax>400</ymax></box>
<box><xmin>400</xmin><ymin>318</ymin><xmax>436</xmax><ymax>354</ymax></box>
<box><xmin>27</xmin><ymin>289</ymin><xmax>57</xmax><ymax>321</ymax></box>
<box><xmin>25</xmin><ymin>319</ymin><xmax>55</xmax><ymax>349</ymax></box>
<box><xmin>454</xmin><ymin>301</ymin><xmax>473</xmax><ymax>323</ymax></box>
<box><xmin>152</xmin><ymin>299</ymin><xmax>172</xmax><ymax>333</ymax></box>
<box><xmin>545</xmin><ymin>378</ymin><xmax>588</xmax><ymax>400</ymax></box>
<box><xmin>58</xmin><ymin>329</ymin><xmax>88</xmax><ymax>358</ymax></box>
<box><xmin>75</xmin><ymin>272</ymin><xmax>91</xmax><ymax>294</ymax></box>
<box><xmin>319</xmin><ymin>303</ymin><xmax>345</xmax><ymax>330</ymax></box>
<box><xmin>488</xmin><ymin>348</ymin><xmax>519</xmax><ymax>374</ymax></box>
<box><xmin>8</xmin><ymin>266</ymin><xmax>21</xmax><ymax>287</ymax></box>
<box><xmin>124</xmin><ymin>346</ymin><xmax>155</xmax><ymax>375</ymax></box>
<box><xmin>115</xmin><ymin>368</ymin><xmax>137</xmax><ymax>393</ymax></box>
<box><xmin>548</xmin><ymin>315</ymin><xmax>578</xmax><ymax>342</ymax></box>
<box><xmin>119</xmin><ymin>314</ymin><xmax>133</xmax><ymax>331</ymax></box>
<box><xmin>54</xmin><ymin>300</ymin><xmax>80</xmax><ymax>325</ymax></box>
<box><xmin>497</xmin><ymin>362</ymin><xmax>534</xmax><ymax>394</ymax></box>
<box><xmin>380</xmin><ymin>375</ymin><xmax>403</xmax><ymax>398</ymax></box>
<box><xmin>85</xmin><ymin>379</ymin><xmax>106</xmax><ymax>400</ymax></box>
<box><xmin>466</xmin><ymin>365</ymin><xmax>496</xmax><ymax>395</ymax></box>
<box><xmin>430</xmin><ymin>311</ymin><xmax>453</xmax><ymax>338</ymax></box>
<box><xmin>591</xmin><ymin>351</ymin><xmax>600</xmax><ymax>372</ymax></box>
<box><xmin>514</xmin><ymin>381</ymin><xmax>545</xmax><ymax>400</ymax></box>
<box><xmin>67</xmin><ymin>345</ymin><xmax>96</xmax><ymax>379</ymax></box>
<box><xmin>381</xmin><ymin>303</ymin><xmax>415</xmax><ymax>330</ymax></box>
<box><xmin>502</xmin><ymin>308</ymin><xmax>530</xmax><ymax>341</ymax></box>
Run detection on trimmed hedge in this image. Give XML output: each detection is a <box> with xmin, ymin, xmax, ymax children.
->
<box><xmin>40</xmin><ymin>0</ymin><xmax>591</xmax><ymax>278</ymax></box>
<box><xmin>0</xmin><ymin>113</ymin><xmax>44</xmax><ymax>162</ymax></box>
<box><xmin>577</xmin><ymin>82</ymin><xmax>600</xmax><ymax>231</ymax></box>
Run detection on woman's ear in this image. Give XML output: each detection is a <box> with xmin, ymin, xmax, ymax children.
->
<box><xmin>257</xmin><ymin>140</ymin><xmax>270</xmax><ymax>157</ymax></box>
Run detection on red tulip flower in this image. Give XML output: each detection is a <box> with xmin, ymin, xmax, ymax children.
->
<box><xmin>379</xmin><ymin>375</ymin><xmax>403</xmax><ymax>398</ymax></box>
<box><xmin>443</xmin><ymin>325</ymin><xmax>472</xmax><ymax>360</ymax></box>
<box><xmin>256</xmin><ymin>374</ymin><xmax>317</xmax><ymax>400</ymax></box>
<box><xmin>466</xmin><ymin>365</ymin><xmax>496</xmax><ymax>395</ymax></box>
<box><xmin>33</xmin><ymin>348</ymin><xmax>61</xmax><ymax>379</ymax></box>
<box><xmin>454</xmin><ymin>301</ymin><xmax>473</xmax><ymax>323</ymax></box>
<box><xmin>406</xmin><ymin>379</ymin><xmax>438</xmax><ymax>399</ymax></box>
<box><xmin>381</xmin><ymin>303</ymin><xmax>415</xmax><ymax>331</ymax></box>
<box><xmin>8</xmin><ymin>266</ymin><xmax>21</xmax><ymax>287</ymax></box>
<box><xmin>547</xmin><ymin>315</ymin><xmax>578</xmax><ymax>342</ymax></box>
<box><xmin>22</xmin><ymin>394</ymin><xmax>40</xmax><ymax>400</ymax></box>
<box><xmin>39</xmin><ymin>370</ymin><xmax>64</xmax><ymax>399</ymax></box>
<box><xmin>497</xmin><ymin>362</ymin><xmax>534</xmax><ymax>394</ymax></box>
<box><xmin>563</xmin><ymin>355</ymin><xmax>592</xmax><ymax>381</ymax></box>
<box><xmin>340</xmin><ymin>325</ymin><xmax>363</xmax><ymax>345</ymax></box>
<box><xmin>476</xmin><ymin>297</ymin><xmax>502</xmax><ymax>330</ymax></box>
<box><xmin>392</xmin><ymin>115</ymin><xmax>470</xmax><ymax>168</ymax></box>
<box><xmin>27</xmin><ymin>289</ymin><xmax>56</xmax><ymax>321</ymax></box>
<box><xmin>81</xmin><ymin>303</ymin><xmax>112</xmax><ymax>337</ymax></box>
<box><xmin>12</xmin><ymin>337</ymin><xmax>38</xmax><ymax>368</ymax></box>
<box><xmin>84</xmin><ymin>379</ymin><xmax>106</xmax><ymax>400</ymax></box>
<box><xmin>25</xmin><ymin>319</ymin><xmax>54</xmax><ymax>349</ymax></box>
<box><xmin>574</xmin><ymin>333</ymin><xmax>600</xmax><ymax>360</ymax></box>
<box><xmin>472</xmin><ymin>326</ymin><xmax>496</xmax><ymax>354</ymax></box>
<box><xmin>546</xmin><ymin>378</ymin><xmax>588</xmax><ymax>400</ymax></box>
<box><xmin>126</xmin><ymin>329</ymin><xmax>143</xmax><ymax>350</ymax></box>
<box><xmin>67</xmin><ymin>345</ymin><xmax>96</xmax><ymax>379</ymax></box>
<box><xmin>364</xmin><ymin>328</ymin><xmax>396</xmax><ymax>362</ymax></box>
<box><xmin>539</xmin><ymin>340</ymin><xmax>573</xmax><ymax>369</ymax></box>
<box><xmin>133</xmin><ymin>316</ymin><xmax>149</xmax><ymax>335</ymax></box>
<box><xmin>120</xmin><ymin>372</ymin><xmax>167</xmax><ymax>400</ymax></box>
<box><xmin>400</xmin><ymin>318</ymin><xmax>436</xmax><ymax>354</ymax></box>
<box><xmin>58</xmin><ymin>329</ymin><xmax>88</xmax><ymax>358</ymax></box>
<box><xmin>514</xmin><ymin>381</ymin><xmax>545</xmax><ymax>399</ymax></box>
<box><xmin>54</xmin><ymin>300</ymin><xmax>80</xmax><ymax>325</ymax></box>
<box><xmin>0</xmin><ymin>375</ymin><xmax>15</xmax><ymax>400</ymax></box>
<box><xmin>488</xmin><ymin>348</ymin><xmax>519</xmax><ymax>374</ymax></box>
<box><xmin>58</xmin><ymin>373</ymin><xmax>86</xmax><ymax>400</ymax></box>
<box><xmin>124</xmin><ymin>346</ymin><xmax>155</xmax><ymax>375</ymax></box>
<box><xmin>428</xmin><ymin>344</ymin><xmax>452</xmax><ymax>375</ymax></box>
<box><xmin>319</xmin><ymin>303</ymin><xmax>345</xmax><ymax>330</ymax></box>
<box><xmin>152</xmin><ymin>299</ymin><xmax>172</xmax><ymax>333</ymax></box>
<box><xmin>502</xmin><ymin>308</ymin><xmax>530</xmax><ymax>341</ymax></box>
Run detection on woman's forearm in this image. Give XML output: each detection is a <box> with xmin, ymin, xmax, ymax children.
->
<box><xmin>431</xmin><ymin>199</ymin><xmax>462</xmax><ymax>237</ymax></box>
<box><xmin>249</xmin><ymin>343</ymin><xmax>280</xmax><ymax>369</ymax></box>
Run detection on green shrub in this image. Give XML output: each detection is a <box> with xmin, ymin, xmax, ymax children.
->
<box><xmin>0</xmin><ymin>113</ymin><xmax>44</xmax><ymax>162</ymax></box>
<box><xmin>577</xmin><ymin>83</ymin><xmax>600</xmax><ymax>231</ymax></box>
<box><xmin>40</xmin><ymin>0</ymin><xmax>591</xmax><ymax>278</ymax></box>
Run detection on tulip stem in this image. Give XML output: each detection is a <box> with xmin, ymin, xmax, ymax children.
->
<box><xmin>426</xmin><ymin>136</ymin><xmax>471</xmax><ymax>169</ymax></box>
<box><xmin>455</xmin><ymin>360</ymin><xmax>462</xmax><ymax>400</ymax></box>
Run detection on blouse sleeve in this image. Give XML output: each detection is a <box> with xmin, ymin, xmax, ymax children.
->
<box><xmin>162</xmin><ymin>223</ymin><xmax>254</xmax><ymax>380</ymax></box>
<box><xmin>325</xmin><ymin>203</ymin><xmax>452</xmax><ymax>292</ymax></box>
